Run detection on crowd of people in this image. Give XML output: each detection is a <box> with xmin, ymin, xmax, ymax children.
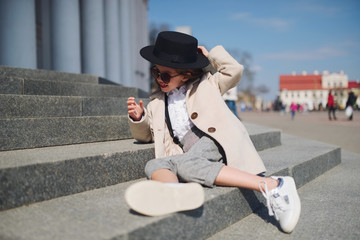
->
<box><xmin>283</xmin><ymin>90</ymin><xmax>358</xmax><ymax>121</ymax></box>
<box><xmin>225</xmin><ymin>90</ymin><xmax>358</xmax><ymax>122</ymax></box>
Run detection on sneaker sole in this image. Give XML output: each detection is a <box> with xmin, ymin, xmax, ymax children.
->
<box><xmin>125</xmin><ymin>181</ymin><xmax>205</xmax><ymax>216</ymax></box>
<box><xmin>280</xmin><ymin>176</ymin><xmax>301</xmax><ymax>233</ymax></box>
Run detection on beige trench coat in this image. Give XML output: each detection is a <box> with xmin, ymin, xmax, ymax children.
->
<box><xmin>129</xmin><ymin>46</ymin><xmax>266</xmax><ymax>175</ymax></box>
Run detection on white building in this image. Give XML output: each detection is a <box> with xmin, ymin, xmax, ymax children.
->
<box><xmin>279</xmin><ymin>70</ymin><xmax>350</xmax><ymax>110</ymax></box>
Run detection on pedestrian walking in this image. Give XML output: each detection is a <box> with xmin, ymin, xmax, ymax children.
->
<box><xmin>223</xmin><ymin>86</ymin><xmax>240</xmax><ymax>118</ymax></box>
<box><xmin>327</xmin><ymin>90</ymin><xmax>337</xmax><ymax>120</ymax></box>
<box><xmin>290</xmin><ymin>102</ymin><xmax>297</xmax><ymax>120</ymax></box>
<box><xmin>346</xmin><ymin>91</ymin><xmax>357</xmax><ymax>121</ymax></box>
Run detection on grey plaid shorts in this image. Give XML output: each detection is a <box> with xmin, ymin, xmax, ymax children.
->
<box><xmin>144</xmin><ymin>130</ymin><xmax>226</xmax><ymax>187</ymax></box>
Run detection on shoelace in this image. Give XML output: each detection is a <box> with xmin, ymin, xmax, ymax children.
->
<box><xmin>259</xmin><ymin>181</ymin><xmax>274</xmax><ymax>216</ymax></box>
<box><xmin>259</xmin><ymin>180</ymin><xmax>288</xmax><ymax>218</ymax></box>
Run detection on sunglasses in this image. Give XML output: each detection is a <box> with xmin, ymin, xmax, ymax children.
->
<box><xmin>150</xmin><ymin>66</ymin><xmax>182</xmax><ymax>84</ymax></box>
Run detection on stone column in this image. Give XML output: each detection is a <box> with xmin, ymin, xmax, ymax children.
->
<box><xmin>38</xmin><ymin>0</ymin><xmax>52</xmax><ymax>70</ymax></box>
<box><xmin>104</xmin><ymin>0</ymin><xmax>121</xmax><ymax>84</ymax></box>
<box><xmin>132</xmin><ymin>0</ymin><xmax>150</xmax><ymax>93</ymax></box>
<box><xmin>50</xmin><ymin>0</ymin><xmax>81</xmax><ymax>73</ymax></box>
<box><xmin>81</xmin><ymin>0</ymin><xmax>105</xmax><ymax>77</ymax></box>
<box><xmin>0</xmin><ymin>0</ymin><xmax>37</xmax><ymax>68</ymax></box>
<box><xmin>119</xmin><ymin>0</ymin><xmax>134</xmax><ymax>87</ymax></box>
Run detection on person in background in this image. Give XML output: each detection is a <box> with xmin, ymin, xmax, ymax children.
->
<box><xmin>290</xmin><ymin>102</ymin><xmax>297</xmax><ymax>120</ymax></box>
<box><xmin>346</xmin><ymin>90</ymin><xmax>357</xmax><ymax>121</ymax></box>
<box><xmin>223</xmin><ymin>86</ymin><xmax>240</xmax><ymax>118</ymax></box>
<box><xmin>327</xmin><ymin>90</ymin><xmax>337</xmax><ymax>120</ymax></box>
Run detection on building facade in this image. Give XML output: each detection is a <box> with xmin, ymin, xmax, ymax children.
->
<box><xmin>279</xmin><ymin>70</ymin><xmax>358</xmax><ymax>111</ymax></box>
<box><xmin>0</xmin><ymin>0</ymin><xmax>150</xmax><ymax>93</ymax></box>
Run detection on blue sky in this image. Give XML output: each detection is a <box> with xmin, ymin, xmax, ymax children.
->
<box><xmin>147</xmin><ymin>0</ymin><xmax>360</xmax><ymax>101</ymax></box>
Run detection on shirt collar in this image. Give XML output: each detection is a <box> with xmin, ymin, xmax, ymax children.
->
<box><xmin>166</xmin><ymin>85</ymin><xmax>187</xmax><ymax>96</ymax></box>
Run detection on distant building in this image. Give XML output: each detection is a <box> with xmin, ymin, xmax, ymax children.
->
<box><xmin>0</xmin><ymin>0</ymin><xmax>150</xmax><ymax>93</ymax></box>
<box><xmin>175</xmin><ymin>26</ymin><xmax>192</xmax><ymax>35</ymax></box>
<box><xmin>279</xmin><ymin>70</ymin><xmax>359</xmax><ymax>110</ymax></box>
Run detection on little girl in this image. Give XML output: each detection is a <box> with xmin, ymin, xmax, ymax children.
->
<box><xmin>125</xmin><ymin>31</ymin><xmax>301</xmax><ymax>233</ymax></box>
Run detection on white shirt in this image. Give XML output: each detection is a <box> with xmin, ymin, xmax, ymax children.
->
<box><xmin>166</xmin><ymin>85</ymin><xmax>194</xmax><ymax>143</ymax></box>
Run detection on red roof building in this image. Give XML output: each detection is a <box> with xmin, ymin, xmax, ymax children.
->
<box><xmin>348</xmin><ymin>81</ymin><xmax>360</xmax><ymax>89</ymax></box>
<box><xmin>280</xmin><ymin>74</ymin><xmax>322</xmax><ymax>91</ymax></box>
<box><xmin>278</xmin><ymin>71</ymin><xmax>357</xmax><ymax>110</ymax></box>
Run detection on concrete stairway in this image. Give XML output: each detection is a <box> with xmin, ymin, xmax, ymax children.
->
<box><xmin>208</xmin><ymin>149</ymin><xmax>360</xmax><ymax>239</ymax></box>
<box><xmin>0</xmin><ymin>66</ymin><xmax>341</xmax><ymax>239</ymax></box>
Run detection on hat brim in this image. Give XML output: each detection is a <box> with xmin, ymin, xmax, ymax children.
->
<box><xmin>140</xmin><ymin>46</ymin><xmax>210</xmax><ymax>69</ymax></box>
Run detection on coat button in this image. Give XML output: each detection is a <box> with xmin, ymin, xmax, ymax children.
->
<box><xmin>191</xmin><ymin>112</ymin><xmax>198</xmax><ymax>120</ymax></box>
<box><xmin>208</xmin><ymin>127</ymin><xmax>216</xmax><ymax>133</ymax></box>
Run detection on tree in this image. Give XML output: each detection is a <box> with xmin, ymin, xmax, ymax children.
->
<box><xmin>254</xmin><ymin>84</ymin><xmax>270</xmax><ymax>95</ymax></box>
<box><xmin>228</xmin><ymin>49</ymin><xmax>255</xmax><ymax>95</ymax></box>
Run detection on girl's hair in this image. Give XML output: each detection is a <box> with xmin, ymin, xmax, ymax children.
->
<box><xmin>151</xmin><ymin>67</ymin><xmax>205</xmax><ymax>92</ymax></box>
<box><xmin>175</xmin><ymin>68</ymin><xmax>205</xmax><ymax>82</ymax></box>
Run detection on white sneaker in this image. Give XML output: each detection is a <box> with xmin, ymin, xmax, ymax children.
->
<box><xmin>260</xmin><ymin>176</ymin><xmax>301</xmax><ymax>233</ymax></box>
<box><xmin>125</xmin><ymin>180</ymin><xmax>204</xmax><ymax>216</ymax></box>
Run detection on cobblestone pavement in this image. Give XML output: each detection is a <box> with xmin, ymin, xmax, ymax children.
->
<box><xmin>240</xmin><ymin>110</ymin><xmax>360</xmax><ymax>154</ymax></box>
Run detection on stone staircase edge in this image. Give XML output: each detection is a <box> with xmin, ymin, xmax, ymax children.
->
<box><xmin>0</xmin><ymin>65</ymin><xmax>99</xmax><ymax>84</ymax></box>
<box><xmin>0</xmin><ymin>135</ymin><xmax>341</xmax><ymax>240</ymax></box>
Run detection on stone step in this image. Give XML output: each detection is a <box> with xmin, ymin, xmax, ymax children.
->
<box><xmin>0</xmin><ymin>77</ymin><xmax>139</xmax><ymax>98</ymax></box>
<box><xmin>0</xmin><ymin>134</ymin><xmax>341</xmax><ymax>240</ymax></box>
<box><xmin>0</xmin><ymin>123</ymin><xmax>280</xmax><ymax>211</ymax></box>
<box><xmin>0</xmin><ymin>139</ymin><xmax>155</xmax><ymax>211</ymax></box>
<box><xmin>0</xmin><ymin>65</ymin><xmax>99</xmax><ymax>84</ymax></box>
<box><xmin>0</xmin><ymin>94</ymin><xmax>151</xmax><ymax>119</ymax></box>
<box><xmin>208</xmin><ymin>150</ymin><xmax>359</xmax><ymax>240</ymax></box>
<box><xmin>0</xmin><ymin>116</ymin><xmax>132</xmax><ymax>151</ymax></box>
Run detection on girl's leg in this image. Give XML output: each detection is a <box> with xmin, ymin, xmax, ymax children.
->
<box><xmin>151</xmin><ymin>168</ymin><xmax>179</xmax><ymax>183</ymax></box>
<box><xmin>214</xmin><ymin>165</ymin><xmax>279</xmax><ymax>192</ymax></box>
<box><xmin>215</xmin><ymin>165</ymin><xmax>301</xmax><ymax>233</ymax></box>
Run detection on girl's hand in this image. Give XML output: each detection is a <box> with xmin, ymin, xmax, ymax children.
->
<box><xmin>127</xmin><ymin>97</ymin><xmax>144</xmax><ymax>121</ymax></box>
<box><xmin>198</xmin><ymin>46</ymin><xmax>209</xmax><ymax>57</ymax></box>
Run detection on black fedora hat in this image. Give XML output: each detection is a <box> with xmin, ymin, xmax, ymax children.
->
<box><xmin>140</xmin><ymin>31</ymin><xmax>209</xmax><ymax>69</ymax></box>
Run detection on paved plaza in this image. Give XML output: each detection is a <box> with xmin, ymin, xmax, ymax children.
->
<box><xmin>241</xmin><ymin>110</ymin><xmax>360</xmax><ymax>154</ymax></box>
<box><xmin>208</xmin><ymin>110</ymin><xmax>360</xmax><ymax>239</ymax></box>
